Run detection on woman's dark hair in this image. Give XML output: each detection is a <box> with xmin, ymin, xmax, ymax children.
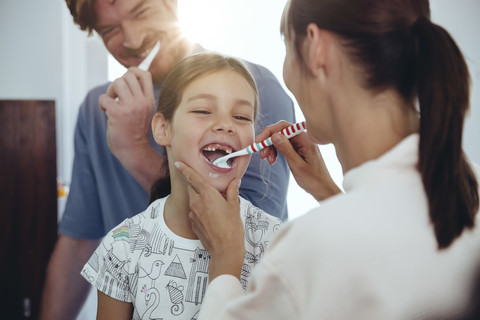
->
<box><xmin>282</xmin><ymin>0</ymin><xmax>478</xmax><ymax>248</ymax></box>
<box><xmin>149</xmin><ymin>52</ymin><xmax>259</xmax><ymax>203</ymax></box>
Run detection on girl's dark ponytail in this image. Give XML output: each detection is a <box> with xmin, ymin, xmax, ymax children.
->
<box><xmin>413</xmin><ymin>17</ymin><xmax>478</xmax><ymax>248</ymax></box>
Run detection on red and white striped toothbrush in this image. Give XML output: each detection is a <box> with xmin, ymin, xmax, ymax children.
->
<box><xmin>212</xmin><ymin>121</ymin><xmax>306</xmax><ymax>169</ymax></box>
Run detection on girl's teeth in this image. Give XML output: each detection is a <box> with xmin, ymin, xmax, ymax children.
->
<box><xmin>202</xmin><ymin>144</ymin><xmax>233</xmax><ymax>153</ymax></box>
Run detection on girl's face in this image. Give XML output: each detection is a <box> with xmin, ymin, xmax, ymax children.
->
<box><xmin>160</xmin><ymin>69</ymin><xmax>256</xmax><ymax>193</ymax></box>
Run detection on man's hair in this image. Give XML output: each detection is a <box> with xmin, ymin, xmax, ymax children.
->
<box><xmin>65</xmin><ymin>0</ymin><xmax>96</xmax><ymax>35</ymax></box>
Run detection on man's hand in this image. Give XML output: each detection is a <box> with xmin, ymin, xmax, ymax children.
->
<box><xmin>98</xmin><ymin>67</ymin><xmax>166</xmax><ymax>191</ymax></box>
<box><xmin>99</xmin><ymin>67</ymin><xmax>155</xmax><ymax>163</ymax></box>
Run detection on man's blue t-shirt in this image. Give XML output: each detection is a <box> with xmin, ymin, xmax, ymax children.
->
<box><xmin>59</xmin><ymin>59</ymin><xmax>295</xmax><ymax>239</ymax></box>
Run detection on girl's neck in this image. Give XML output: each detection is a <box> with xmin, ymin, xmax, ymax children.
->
<box><xmin>163</xmin><ymin>185</ymin><xmax>198</xmax><ymax>240</ymax></box>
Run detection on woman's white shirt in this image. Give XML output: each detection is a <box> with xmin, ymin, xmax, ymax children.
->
<box><xmin>199</xmin><ymin>134</ymin><xmax>480</xmax><ymax>319</ymax></box>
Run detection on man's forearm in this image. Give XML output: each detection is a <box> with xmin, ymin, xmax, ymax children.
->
<box><xmin>39</xmin><ymin>235</ymin><xmax>100</xmax><ymax>320</ymax></box>
<box><xmin>115</xmin><ymin>145</ymin><xmax>167</xmax><ymax>192</ymax></box>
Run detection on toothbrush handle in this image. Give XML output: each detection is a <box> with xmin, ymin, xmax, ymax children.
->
<box><xmin>279</xmin><ymin>121</ymin><xmax>306</xmax><ymax>139</ymax></box>
<box><xmin>246</xmin><ymin>121</ymin><xmax>306</xmax><ymax>154</ymax></box>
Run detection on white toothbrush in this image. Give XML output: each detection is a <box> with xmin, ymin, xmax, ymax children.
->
<box><xmin>212</xmin><ymin>121</ymin><xmax>306</xmax><ymax>169</ymax></box>
<box><xmin>138</xmin><ymin>41</ymin><xmax>161</xmax><ymax>71</ymax></box>
<box><xmin>115</xmin><ymin>41</ymin><xmax>160</xmax><ymax>102</ymax></box>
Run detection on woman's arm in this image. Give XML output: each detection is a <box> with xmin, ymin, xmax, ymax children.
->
<box><xmin>97</xmin><ymin>290</ymin><xmax>133</xmax><ymax>320</ymax></box>
<box><xmin>198</xmin><ymin>243</ymin><xmax>298</xmax><ymax>319</ymax></box>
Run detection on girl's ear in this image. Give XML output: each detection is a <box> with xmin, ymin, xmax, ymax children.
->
<box><xmin>303</xmin><ymin>23</ymin><xmax>328</xmax><ymax>77</ymax></box>
<box><xmin>152</xmin><ymin>113</ymin><xmax>171</xmax><ymax>146</ymax></box>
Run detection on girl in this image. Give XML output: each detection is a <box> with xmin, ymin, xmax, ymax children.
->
<box><xmin>176</xmin><ymin>0</ymin><xmax>480</xmax><ymax>319</ymax></box>
<box><xmin>81</xmin><ymin>52</ymin><xmax>282</xmax><ymax>320</ymax></box>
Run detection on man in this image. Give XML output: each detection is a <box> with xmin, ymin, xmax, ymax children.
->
<box><xmin>39</xmin><ymin>0</ymin><xmax>294</xmax><ymax>318</ymax></box>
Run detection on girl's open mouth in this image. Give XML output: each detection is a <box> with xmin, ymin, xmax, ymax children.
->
<box><xmin>201</xmin><ymin>143</ymin><xmax>237</xmax><ymax>169</ymax></box>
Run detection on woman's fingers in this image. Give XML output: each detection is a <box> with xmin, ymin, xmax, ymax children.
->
<box><xmin>272</xmin><ymin>131</ymin><xmax>342</xmax><ymax>201</ymax></box>
<box><xmin>271</xmin><ymin>132</ymin><xmax>305</xmax><ymax>167</ymax></box>
<box><xmin>226</xmin><ymin>178</ymin><xmax>241</xmax><ymax>203</ymax></box>
<box><xmin>256</xmin><ymin>121</ymin><xmax>293</xmax><ymax>164</ymax></box>
<box><xmin>255</xmin><ymin>120</ymin><xmax>293</xmax><ymax>142</ymax></box>
<box><xmin>175</xmin><ymin>161</ymin><xmax>208</xmax><ymax>195</ymax></box>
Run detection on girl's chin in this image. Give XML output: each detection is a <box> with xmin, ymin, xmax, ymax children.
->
<box><xmin>202</xmin><ymin>173</ymin><xmax>237</xmax><ymax>193</ymax></box>
<box><xmin>188</xmin><ymin>160</ymin><xmax>246</xmax><ymax>192</ymax></box>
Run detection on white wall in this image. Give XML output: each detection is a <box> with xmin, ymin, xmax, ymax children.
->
<box><xmin>431</xmin><ymin>0</ymin><xmax>480</xmax><ymax>165</ymax></box>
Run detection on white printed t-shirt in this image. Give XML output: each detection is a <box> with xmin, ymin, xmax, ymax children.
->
<box><xmin>81</xmin><ymin>196</ymin><xmax>282</xmax><ymax>320</ymax></box>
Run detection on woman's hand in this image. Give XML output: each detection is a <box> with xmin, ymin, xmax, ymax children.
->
<box><xmin>258</xmin><ymin>121</ymin><xmax>342</xmax><ymax>201</ymax></box>
<box><xmin>175</xmin><ymin>161</ymin><xmax>245</xmax><ymax>281</ymax></box>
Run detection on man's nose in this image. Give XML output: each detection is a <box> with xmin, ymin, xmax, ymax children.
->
<box><xmin>121</xmin><ymin>20</ymin><xmax>144</xmax><ymax>49</ymax></box>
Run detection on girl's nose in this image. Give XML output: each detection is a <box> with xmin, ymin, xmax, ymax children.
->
<box><xmin>122</xmin><ymin>21</ymin><xmax>144</xmax><ymax>50</ymax></box>
<box><xmin>213</xmin><ymin>116</ymin><xmax>235</xmax><ymax>134</ymax></box>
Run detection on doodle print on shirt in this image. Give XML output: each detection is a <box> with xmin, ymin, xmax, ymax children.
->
<box><xmin>185</xmin><ymin>248</ymin><xmax>210</xmax><ymax>305</ymax></box>
<box><xmin>81</xmin><ymin>196</ymin><xmax>282</xmax><ymax>320</ymax></box>
<box><xmin>166</xmin><ymin>280</ymin><xmax>185</xmax><ymax>315</ymax></box>
<box><xmin>139</xmin><ymin>260</ymin><xmax>164</xmax><ymax>287</ymax></box>
<box><xmin>99</xmin><ymin>248</ymin><xmax>130</xmax><ymax>301</ymax></box>
<box><xmin>143</xmin><ymin>222</ymin><xmax>175</xmax><ymax>257</ymax></box>
<box><xmin>164</xmin><ymin>255</ymin><xmax>187</xmax><ymax>279</ymax></box>
<box><xmin>141</xmin><ymin>284</ymin><xmax>161</xmax><ymax>320</ymax></box>
<box><xmin>191</xmin><ymin>310</ymin><xmax>199</xmax><ymax>320</ymax></box>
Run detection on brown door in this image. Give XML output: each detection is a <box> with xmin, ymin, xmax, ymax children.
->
<box><xmin>0</xmin><ymin>100</ymin><xmax>57</xmax><ymax>319</ymax></box>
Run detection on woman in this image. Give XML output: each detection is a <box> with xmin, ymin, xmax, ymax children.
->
<box><xmin>176</xmin><ymin>0</ymin><xmax>480</xmax><ymax>318</ymax></box>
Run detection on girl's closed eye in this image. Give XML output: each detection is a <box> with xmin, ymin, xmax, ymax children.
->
<box><xmin>233</xmin><ymin>114</ymin><xmax>253</xmax><ymax>122</ymax></box>
<box><xmin>191</xmin><ymin>109</ymin><xmax>212</xmax><ymax>115</ymax></box>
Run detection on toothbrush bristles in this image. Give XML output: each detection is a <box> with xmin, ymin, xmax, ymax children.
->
<box><xmin>212</xmin><ymin>157</ymin><xmax>230</xmax><ymax>169</ymax></box>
